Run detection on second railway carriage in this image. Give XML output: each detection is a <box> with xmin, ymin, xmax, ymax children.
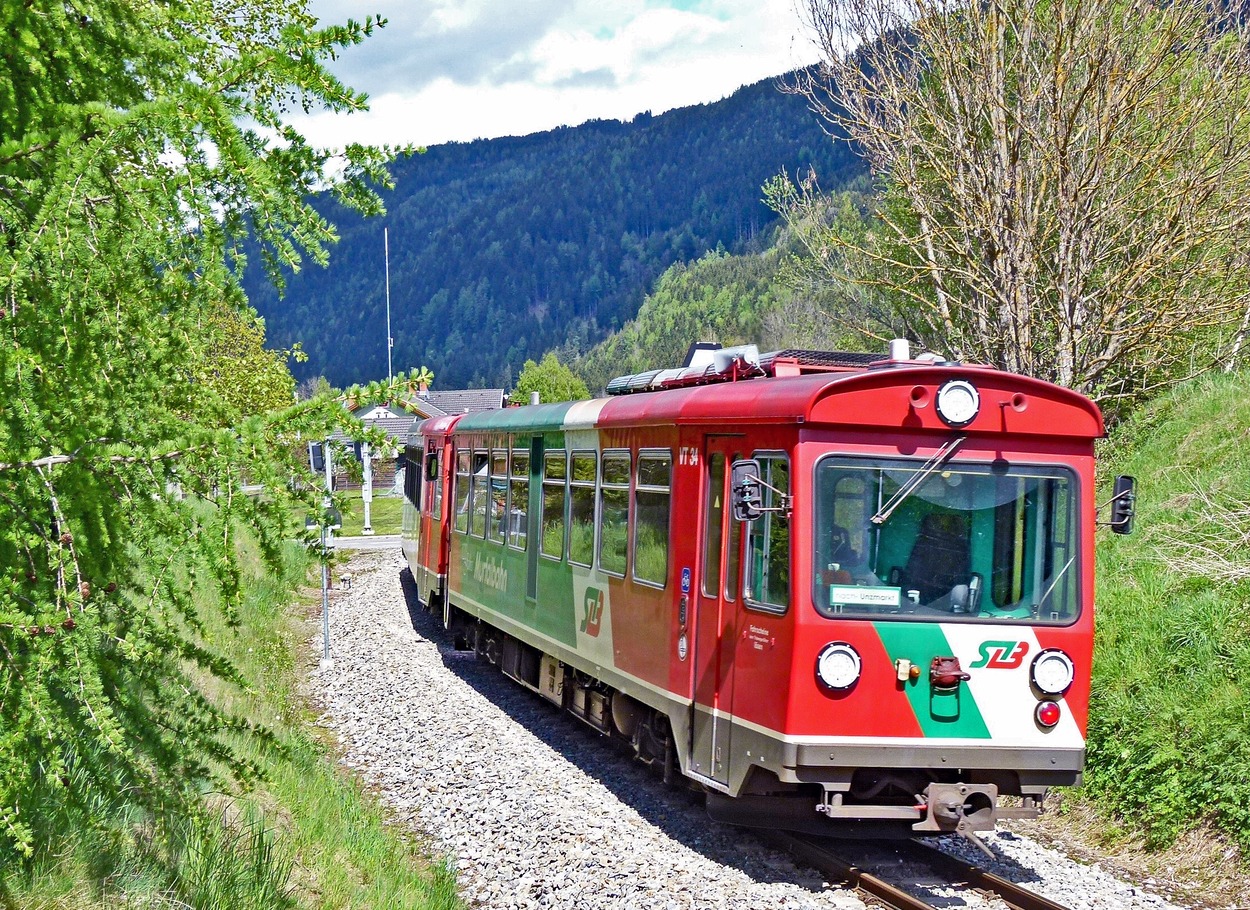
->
<box><xmin>401</xmin><ymin>344</ymin><xmax>1131</xmax><ymax>842</ymax></box>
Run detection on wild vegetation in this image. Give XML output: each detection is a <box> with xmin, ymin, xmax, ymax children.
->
<box><xmin>1087</xmin><ymin>374</ymin><xmax>1250</xmax><ymax>853</ymax></box>
<box><xmin>5</xmin><ymin>531</ymin><xmax>460</xmax><ymax>909</ymax></box>
<box><xmin>0</xmin><ymin>0</ymin><xmax>451</xmax><ymax>905</ymax></box>
<box><xmin>774</xmin><ymin>0</ymin><xmax>1250</xmax><ymax>417</ymax></box>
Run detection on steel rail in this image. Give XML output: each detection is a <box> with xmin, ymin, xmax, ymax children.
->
<box><xmin>766</xmin><ymin>832</ymin><xmax>1075</xmax><ymax>910</ymax></box>
<box><xmin>764</xmin><ymin>832</ymin><xmax>942</xmax><ymax>910</ymax></box>
<box><xmin>907</xmin><ymin>840</ymin><xmax>1071</xmax><ymax>910</ymax></box>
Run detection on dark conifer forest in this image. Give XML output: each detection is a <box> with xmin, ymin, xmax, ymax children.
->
<box><xmin>244</xmin><ymin>71</ymin><xmax>865</xmax><ymax>388</ymax></box>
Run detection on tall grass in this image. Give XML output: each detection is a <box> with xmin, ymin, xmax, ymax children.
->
<box><xmin>1086</xmin><ymin>371</ymin><xmax>1250</xmax><ymax>851</ymax></box>
<box><xmin>3</xmin><ymin>532</ymin><xmax>460</xmax><ymax>910</ymax></box>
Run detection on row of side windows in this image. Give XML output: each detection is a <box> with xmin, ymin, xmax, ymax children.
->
<box><xmin>453</xmin><ymin>445</ymin><xmax>530</xmax><ymax>550</ymax></box>
<box><xmin>403</xmin><ymin>445</ymin><xmax>422</xmax><ymax>505</ymax></box>
<box><xmin>541</xmin><ymin>447</ymin><xmax>672</xmax><ymax>587</ymax></box>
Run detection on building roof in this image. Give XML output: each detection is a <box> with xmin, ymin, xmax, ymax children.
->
<box><xmin>331</xmin><ymin>388</ymin><xmax>505</xmax><ymax>448</ymax></box>
<box><xmin>423</xmin><ymin>388</ymin><xmax>506</xmax><ymax>414</ymax></box>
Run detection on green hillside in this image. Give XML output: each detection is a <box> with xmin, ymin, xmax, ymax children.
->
<box><xmin>573</xmin><ymin>211</ymin><xmax>872</xmax><ymax>393</ymax></box>
<box><xmin>1087</xmin><ymin>372</ymin><xmax>1250</xmax><ymax>851</ymax></box>
<box><xmin>243</xmin><ymin>72</ymin><xmax>865</xmax><ymax>390</ymax></box>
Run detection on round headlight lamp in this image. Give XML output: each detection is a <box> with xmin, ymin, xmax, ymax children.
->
<box><xmin>816</xmin><ymin>642</ymin><xmax>862</xmax><ymax>691</ymax></box>
<box><xmin>935</xmin><ymin>379</ymin><xmax>980</xmax><ymax>427</ymax></box>
<box><xmin>1031</xmin><ymin>649</ymin><xmax>1075</xmax><ymax>696</ymax></box>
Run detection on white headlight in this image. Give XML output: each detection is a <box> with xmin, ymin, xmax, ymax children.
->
<box><xmin>816</xmin><ymin>642</ymin><xmax>862</xmax><ymax>690</ymax></box>
<box><xmin>935</xmin><ymin>379</ymin><xmax>980</xmax><ymax>427</ymax></box>
<box><xmin>1031</xmin><ymin>649</ymin><xmax>1075</xmax><ymax>695</ymax></box>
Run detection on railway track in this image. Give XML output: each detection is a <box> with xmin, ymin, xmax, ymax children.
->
<box><xmin>766</xmin><ymin>832</ymin><xmax>1072</xmax><ymax>910</ymax></box>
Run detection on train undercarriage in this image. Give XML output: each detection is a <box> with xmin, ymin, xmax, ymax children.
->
<box><xmin>422</xmin><ymin>587</ymin><xmax>1055</xmax><ymax>847</ymax></box>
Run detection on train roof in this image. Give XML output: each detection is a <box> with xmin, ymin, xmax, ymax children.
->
<box><xmin>451</xmin><ymin>360</ymin><xmax>1105</xmax><ymax>441</ymax></box>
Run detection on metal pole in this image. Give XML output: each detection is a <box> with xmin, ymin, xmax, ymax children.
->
<box><xmin>321</xmin><ymin>526</ymin><xmax>331</xmax><ymax>667</ymax></box>
<box><xmin>385</xmin><ymin>226</ymin><xmax>393</xmax><ymax>384</ymax></box>
<box><xmin>320</xmin><ymin>441</ymin><xmax>334</xmax><ymax>671</ymax></box>
<box><xmin>361</xmin><ymin>440</ymin><xmax>374</xmax><ymax>535</ymax></box>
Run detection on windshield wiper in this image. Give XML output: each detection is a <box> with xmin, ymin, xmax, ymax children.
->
<box><xmin>870</xmin><ymin>435</ymin><xmax>967</xmax><ymax>525</ymax></box>
<box><xmin>1034</xmin><ymin>555</ymin><xmax>1075</xmax><ymax>614</ymax></box>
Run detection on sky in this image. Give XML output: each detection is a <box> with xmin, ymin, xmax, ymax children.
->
<box><xmin>292</xmin><ymin>0</ymin><xmax>820</xmax><ymax>149</ymax></box>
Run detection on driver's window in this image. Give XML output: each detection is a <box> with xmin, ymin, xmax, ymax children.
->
<box><xmin>743</xmin><ymin>454</ymin><xmax>789</xmax><ymax>614</ymax></box>
<box><xmin>832</xmin><ymin>475</ymin><xmax>867</xmax><ymax>566</ymax></box>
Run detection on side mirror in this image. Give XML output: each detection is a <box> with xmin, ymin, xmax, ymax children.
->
<box><xmin>730</xmin><ymin>459</ymin><xmax>763</xmax><ymax>522</ymax></box>
<box><xmin>1109</xmin><ymin>474</ymin><xmax>1137</xmax><ymax>535</ymax></box>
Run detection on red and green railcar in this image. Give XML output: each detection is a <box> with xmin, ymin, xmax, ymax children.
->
<box><xmin>401</xmin><ymin>344</ymin><xmax>1131</xmax><ymax>842</ymax></box>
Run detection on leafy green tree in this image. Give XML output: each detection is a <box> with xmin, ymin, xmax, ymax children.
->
<box><xmin>510</xmin><ymin>353</ymin><xmax>591</xmax><ymax>404</ymax></box>
<box><xmin>781</xmin><ymin>0</ymin><xmax>1250</xmax><ymax>411</ymax></box>
<box><xmin>196</xmin><ymin>302</ymin><xmax>305</xmax><ymax>425</ymax></box>
<box><xmin>0</xmin><ymin>0</ymin><xmax>400</xmax><ymax>865</ymax></box>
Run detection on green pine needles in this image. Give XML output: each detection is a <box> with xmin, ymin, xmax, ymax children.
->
<box><xmin>0</xmin><ymin>0</ymin><xmax>403</xmax><ymax>866</ymax></box>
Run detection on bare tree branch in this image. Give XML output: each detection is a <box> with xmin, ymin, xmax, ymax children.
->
<box><xmin>781</xmin><ymin>0</ymin><xmax>1250</xmax><ymax>410</ymax></box>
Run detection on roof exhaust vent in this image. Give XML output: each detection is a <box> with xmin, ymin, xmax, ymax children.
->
<box><xmin>889</xmin><ymin>338</ymin><xmax>911</xmax><ymax>361</ymax></box>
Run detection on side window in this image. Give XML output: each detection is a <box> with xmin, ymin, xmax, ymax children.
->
<box><xmin>702</xmin><ymin>454</ymin><xmax>725</xmax><ymax>596</ymax></box>
<box><xmin>454</xmin><ymin>451</ymin><xmax>471</xmax><ymax>534</ymax></box>
<box><xmin>569</xmin><ymin>451</ymin><xmax>596</xmax><ymax>567</ymax></box>
<box><xmin>432</xmin><ymin>450</ymin><xmax>443</xmax><ymax>518</ymax></box>
<box><xmin>633</xmin><ymin>450</ymin><xmax>671</xmax><ymax>587</ymax></box>
<box><xmin>598</xmin><ymin>450</ymin><xmax>630</xmax><ymax>577</ymax></box>
<box><xmin>490</xmin><ymin>449</ymin><xmax>508</xmax><ymax>544</ymax></box>
<box><xmin>744</xmin><ymin>454</ymin><xmax>790</xmax><ymax>613</ymax></box>
<box><xmin>470</xmin><ymin>450</ymin><xmax>490</xmax><ymax>538</ymax></box>
<box><xmin>509</xmin><ymin>445</ymin><xmax>529</xmax><ymax>550</ymax></box>
<box><xmin>541</xmin><ymin>451</ymin><xmax>567</xmax><ymax>560</ymax></box>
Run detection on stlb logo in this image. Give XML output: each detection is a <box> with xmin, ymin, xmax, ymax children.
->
<box><xmin>970</xmin><ymin>640</ymin><xmax>1030</xmax><ymax>669</ymax></box>
<box><xmin>581</xmin><ymin>587</ymin><xmax>605</xmax><ymax>637</ymax></box>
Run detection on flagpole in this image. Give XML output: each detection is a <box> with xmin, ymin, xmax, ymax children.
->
<box><xmin>384</xmin><ymin>226</ymin><xmax>393</xmax><ymax>384</ymax></box>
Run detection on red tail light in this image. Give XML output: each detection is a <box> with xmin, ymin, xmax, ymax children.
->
<box><xmin>1035</xmin><ymin>701</ymin><xmax>1062</xmax><ymax>728</ymax></box>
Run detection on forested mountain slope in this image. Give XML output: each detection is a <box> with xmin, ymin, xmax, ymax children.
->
<box><xmin>573</xmin><ymin>185</ymin><xmax>877</xmax><ymax>394</ymax></box>
<box><xmin>245</xmin><ymin>72</ymin><xmax>864</xmax><ymax>388</ymax></box>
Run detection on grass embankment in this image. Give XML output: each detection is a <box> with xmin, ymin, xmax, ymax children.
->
<box><xmin>1084</xmin><ymin>372</ymin><xmax>1250</xmax><ymax>858</ymax></box>
<box><xmin>4</xmin><ymin>537</ymin><xmax>458</xmax><ymax>910</ymax></box>
<box><xmin>338</xmin><ymin>491</ymin><xmax>403</xmax><ymax>536</ymax></box>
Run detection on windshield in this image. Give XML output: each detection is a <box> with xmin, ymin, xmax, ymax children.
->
<box><xmin>812</xmin><ymin>456</ymin><xmax>1079</xmax><ymax>623</ymax></box>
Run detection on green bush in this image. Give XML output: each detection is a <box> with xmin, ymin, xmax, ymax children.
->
<box><xmin>1087</xmin><ymin>372</ymin><xmax>1250</xmax><ymax>851</ymax></box>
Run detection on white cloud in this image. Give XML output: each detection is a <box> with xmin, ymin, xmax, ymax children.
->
<box><xmin>292</xmin><ymin>0</ymin><xmax>818</xmax><ymax>148</ymax></box>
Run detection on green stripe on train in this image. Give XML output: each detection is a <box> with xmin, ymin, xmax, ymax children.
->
<box><xmin>459</xmin><ymin>535</ymin><xmax>578</xmax><ymax>646</ymax></box>
<box><xmin>872</xmin><ymin>623</ymin><xmax>991</xmax><ymax>739</ymax></box>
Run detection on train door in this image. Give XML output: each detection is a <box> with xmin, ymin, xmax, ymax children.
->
<box><xmin>417</xmin><ymin>440</ymin><xmax>439</xmax><ymax>597</ymax></box>
<box><xmin>691</xmin><ymin>436</ymin><xmax>745</xmax><ymax>786</ymax></box>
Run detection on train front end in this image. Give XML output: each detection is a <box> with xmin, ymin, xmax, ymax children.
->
<box><xmin>711</xmin><ymin>362</ymin><xmax>1109</xmax><ymax>841</ymax></box>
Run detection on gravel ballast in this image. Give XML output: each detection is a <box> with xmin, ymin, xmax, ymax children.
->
<box><xmin>308</xmin><ymin>549</ymin><xmax>1188</xmax><ymax>910</ymax></box>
